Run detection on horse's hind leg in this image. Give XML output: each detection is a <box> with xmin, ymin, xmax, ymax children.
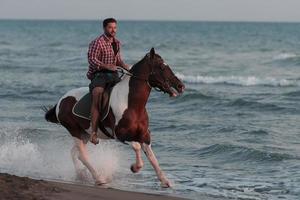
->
<box><xmin>71</xmin><ymin>141</ymin><xmax>83</xmax><ymax>179</ymax></box>
<box><xmin>73</xmin><ymin>137</ymin><xmax>106</xmax><ymax>185</ymax></box>
<box><xmin>130</xmin><ymin>142</ymin><xmax>144</xmax><ymax>173</ymax></box>
<box><xmin>71</xmin><ymin>139</ymin><xmax>89</xmax><ymax>181</ymax></box>
<box><xmin>142</xmin><ymin>143</ymin><xmax>172</xmax><ymax>188</ymax></box>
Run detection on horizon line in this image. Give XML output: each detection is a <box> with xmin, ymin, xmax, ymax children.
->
<box><xmin>1</xmin><ymin>17</ymin><xmax>300</xmax><ymax>24</ymax></box>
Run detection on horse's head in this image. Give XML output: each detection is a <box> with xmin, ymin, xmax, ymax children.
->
<box><xmin>147</xmin><ymin>48</ymin><xmax>185</xmax><ymax>97</ymax></box>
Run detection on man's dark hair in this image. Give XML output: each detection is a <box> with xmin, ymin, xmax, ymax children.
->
<box><xmin>103</xmin><ymin>18</ymin><xmax>117</xmax><ymax>28</ymax></box>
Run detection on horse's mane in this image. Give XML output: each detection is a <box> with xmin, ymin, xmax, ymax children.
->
<box><xmin>129</xmin><ymin>52</ymin><xmax>163</xmax><ymax>72</ymax></box>
<box><xmin>129</xmin><ymin>54</ymin><xmax>148</xmax><ymax>73</ymax></box>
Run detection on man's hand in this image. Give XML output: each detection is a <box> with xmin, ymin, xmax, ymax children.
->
<box><xmin>98</xmin><ymin>64</ymin><xmax>118</xmax><ymax>71</ymax></box>
<box><xmin>110</xmin><ymin>65</ymin><xmax>118</xmax><ymax>71</ymax></box>
<box><xmin>123</xmin><ymin>64</ymin><xmax>130</xmax><ymax>70</ymax></box>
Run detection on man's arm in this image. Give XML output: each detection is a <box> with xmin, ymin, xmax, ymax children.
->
<box><xmin>88</xmin><ymin>40</ymin><xmax>116</xmax><ymax>71</ymax></box>
<box><xmin>116</xmin><ymin>46</ymin><xmax>129</xmax><ymax>70</ymax></box>
<box><xmin>117</xmin><ymin>58</ymin><xmax>129</xmax><ymax>70</ymax></box>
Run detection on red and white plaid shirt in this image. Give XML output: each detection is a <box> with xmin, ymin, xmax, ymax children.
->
<box><xmin>86</xmin><ymin>34</ymin><xmax>124</xmax><ymax>80</ymax></box>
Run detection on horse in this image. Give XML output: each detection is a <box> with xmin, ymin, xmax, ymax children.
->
<box><xmin>44</xmin><ymin>48</ymin><xmax>185</xmax><ymax>188</ymax></box>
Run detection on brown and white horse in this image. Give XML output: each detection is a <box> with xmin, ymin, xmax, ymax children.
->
<box><xmin>44</xmin><ymin>48</ymin><xmax>185</xmax><ymax>188</ymax></box>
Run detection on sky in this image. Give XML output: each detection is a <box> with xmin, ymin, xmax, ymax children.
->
<box><xmin>1</xmin><ymin>0</ymin><xmax>300</xmax><ymax>22</ymax></box>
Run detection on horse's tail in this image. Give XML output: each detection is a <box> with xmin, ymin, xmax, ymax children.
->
<box><xmin>42</xmin><ymin>104</ymin><xmax>59</xmax><ymax>124</ymax></box>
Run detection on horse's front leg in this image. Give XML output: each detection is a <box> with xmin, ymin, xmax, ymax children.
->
<box><xmin>142</xmin><ymin>143</ymin><xmax>172</xmax><ymax>188</ymax></box>
<box><xmin>130</xmin><ymin>142</ymin><xmax>144</xmax><ymax>173</ymax></box>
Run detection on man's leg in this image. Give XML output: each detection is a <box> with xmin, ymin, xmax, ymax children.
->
<box><xmin>90</xmin><ymin>86</ymin><xmax>104</xmax><ymax>145</ymax></box>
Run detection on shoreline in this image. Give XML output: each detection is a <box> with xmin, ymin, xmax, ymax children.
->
<box><xmin>0</xmin><ymin>173</ymin><xmax>189</xmax><ymax>200</ymax></box>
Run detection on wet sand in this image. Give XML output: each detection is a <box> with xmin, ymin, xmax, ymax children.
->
<box><xmin>0</xmin><ymin>173</ymin><xmax>189</xmax><ymax>200</ymax></box>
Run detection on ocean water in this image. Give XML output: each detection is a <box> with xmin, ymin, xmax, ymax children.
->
<box><xmin>0</xmin><ymin>20</ymin><xmax>300</xmax><ymax>200</ymax></box>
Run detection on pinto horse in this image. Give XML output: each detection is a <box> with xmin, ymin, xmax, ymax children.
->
<box><xmin>44</xmin><ymin>48</ymin><xmax>185</xmax><ymax>188</ymax></box>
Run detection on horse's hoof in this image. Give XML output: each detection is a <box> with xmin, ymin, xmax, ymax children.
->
<box><xmin>95</xmin><ymin>182</ymin><xmax>109</xmax><ymax>188</ymax></box>
<box><xmin>161</xmin><ymin>180</ymin><xmax>172</xmax><ymax>188</ymax></box>
<box><xmin>130</xmin><ymin>164</ymin><xmax>142</xmax><ymax>173</ymax></box>
<box><xmin>90</xmin><ymin>134</ymin><xmax>99</xmax><ymax>145</ymax></box>
<box><xmin>76</xmin><ymin>169</ymin><xmax>88</xmax><ymax>181</ymax></box>
<box><xmin>95</xmin><ymin>180</ymin><xmax>107</xmax><ymax>186</ymax></box>
<box><xmin>95</xmin><ymin>175</ymin><xmax>110</xmax><ymax>186</ymax></box>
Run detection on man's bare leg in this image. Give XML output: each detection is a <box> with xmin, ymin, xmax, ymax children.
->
<box><xmin>90</xmin><ymin>87</ymin><xmax>104</xmax><ymax>145</ymax></box>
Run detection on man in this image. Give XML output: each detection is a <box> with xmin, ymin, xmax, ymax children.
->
<box><xmin>87</xmin><ymin>18</ymin><xmax>128</xmax><ymax>145</ymax></box>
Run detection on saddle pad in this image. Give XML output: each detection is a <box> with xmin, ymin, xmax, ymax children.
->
<box><xmin>73</xmin><ymin>92</ymin><xmax>92</xmax><ymax>120</ymax></box>
<box><xmin>72</xmin><ymin>88</ymin><xmax>113</xmax><ymax>121</ymax></box>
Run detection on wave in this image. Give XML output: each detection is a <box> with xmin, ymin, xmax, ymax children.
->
<box><xmin>272</xmin><ymin>53</ymin><xmax>300</xmax><ymax>66</ymax></box>
<box><xmin>0</xmin><ymin>88</ymin><xmax>58</xmax><ymax>101</ymax></box>
<box><xmin>44</xmin><ymin>42</ymin><xmax>64</xmax><ymax>47</ymax></box>
<box><xmin>176</xmin><ymin>73</ymin><xmax>300</xmax><ymax>87</ymax></box>
<box><xmin>0</xmin><ymin>41</ymin><xmax>11</xmax><ymax>45</ymax></box>
<box><xmin>196</xmin><ymin>143</ymin><xmax>296</xmax><ymax>162</ymax></box>
<box><xmin>240</xmin><ymin>130</ymin><xmax>269</xmax><ymax>135</ymax></box>
<box><xmin>283</xmin><ymin>90</ymin><xmax>300</xmax><ymax>97</ymax></box>
<box><xmin>228</xmin><ymin>98</ymin><xmax>284</xmax><ymax>111</ymax></box>
<box><xmin>174</xmin><ymin>91</ymin><xmax>214</xmax><ymax>102</ymax></box>
<box><xmin>272</xmin><ymin>53</ymin><xmax>299</xmax><ymax>61</ymax></box>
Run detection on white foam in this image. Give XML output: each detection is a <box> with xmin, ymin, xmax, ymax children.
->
<box><xmin>88</xmin><ymin>141</ymin><xmax>124</xmax><ymax>181</ymax></box>
<box><xmin>0</xmin><ymin>137</ymin><xmax>44</xmax><ymax>176</ymax></box>
<box><xmin>175</xmin><ymin>73</ymin><xmax>300</xmax><ymax>87</ymax></box>
<box><xmin>273</xmin><ymin>53</ymin><xmax>298</xmax><ymax>61</ymax></box>
<box><xmin>0</xmin><ymin>124</ymin><xmax>129</xmax><ymax>184</ymax></box>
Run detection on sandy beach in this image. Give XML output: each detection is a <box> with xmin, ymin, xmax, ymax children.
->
<box><xmin>0</xmin><ymin>173</ymin><xmax>190</xmax><ymax>200</ymax></box>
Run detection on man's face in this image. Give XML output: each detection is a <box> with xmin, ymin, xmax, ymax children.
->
<box><xmin>104</xmin><ymin>22</ymin><xmax>117</xmax><ymax>38</ymax></box>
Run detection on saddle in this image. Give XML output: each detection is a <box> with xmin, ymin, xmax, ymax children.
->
<box><xmin>72</xmin><ymin>86</ymin><xmax>113</xmax><ymax>121</ymax></box>
<box><xmin>72</xmin><ymin>68</ymin><xmax>127</xmax><ymax>121</ymax></box>
<box><xmin>72</xmin><ymin>69</ymin><xmax>127</xmax><ymax>141</ymax></box>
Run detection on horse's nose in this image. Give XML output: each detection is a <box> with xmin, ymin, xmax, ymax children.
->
<box><xmin>177</xmin><ymin>83</ymin><xmax>185</xmax><ymax>93</ymax></box>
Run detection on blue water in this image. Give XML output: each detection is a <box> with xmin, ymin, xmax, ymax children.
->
<box><xmin>1</xmin><ymin>20</ymin><xmax>300</xmax><ymax>200</ymax></box>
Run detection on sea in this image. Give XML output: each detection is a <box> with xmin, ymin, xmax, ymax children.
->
<box><xmin>0</xmin><ymin>20</ymin><xmax>300</xmax><ymax>200</ymax></box>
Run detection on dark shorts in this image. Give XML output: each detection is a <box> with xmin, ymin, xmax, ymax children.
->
<box><xmin>89</xmin><ymin>71</ymin><xmax>121</xmax><ymax>93</ymax></box>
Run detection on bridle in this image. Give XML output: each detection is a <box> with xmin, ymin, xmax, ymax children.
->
<box><xmin>117</xmin><ymin>65</ymin><xmax>166</xmax><ymax>92</ymax></box>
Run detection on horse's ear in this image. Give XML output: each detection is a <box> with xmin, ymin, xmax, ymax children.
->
<box><xmin>150</xmin><ymin>47</ymin><xmax>155</xmax><ymax>59</ymax></box>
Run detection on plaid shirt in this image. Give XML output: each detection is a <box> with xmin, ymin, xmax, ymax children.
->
<box><xmin>86</xmin><ymin>34</ymin><xmax>124</xmax><ymax>80</ymax></box>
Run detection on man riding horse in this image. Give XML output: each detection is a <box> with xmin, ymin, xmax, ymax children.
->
<box><xmin>44</xmin><ymin>18</ymin><xmax>185</xmax><ymax>187</ymax></box>
<box><xmin>87</xmin><ymin>18</ymin><xmax>128</xmax><ymax>145</ymax></box>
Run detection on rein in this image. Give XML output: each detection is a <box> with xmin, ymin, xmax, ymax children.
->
<box><xmin>117</xmin><ymin>67</ymin><xmax>163</xmax><ymax>92</ymax></box>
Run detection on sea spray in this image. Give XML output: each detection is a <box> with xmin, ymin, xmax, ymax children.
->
<box><xmin>0</xmin><ymin>124</ymin><xmax>127</xmax><ymax>184</ymax></box>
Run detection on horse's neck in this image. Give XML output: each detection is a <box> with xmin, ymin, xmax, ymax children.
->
<box><xmin>128</xmin><ymin>59</ymin><xmax>152</xmax><ymax>109</ymax></box>
<box><xmin>129</xmin><ymin>57</ymin><xmax>151</xmax><ymax>79</ymax></box>
<box><xmin>109</xmin><ymin>65</ymin><xmax>151</xmax><ymax>124</ymax></box>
